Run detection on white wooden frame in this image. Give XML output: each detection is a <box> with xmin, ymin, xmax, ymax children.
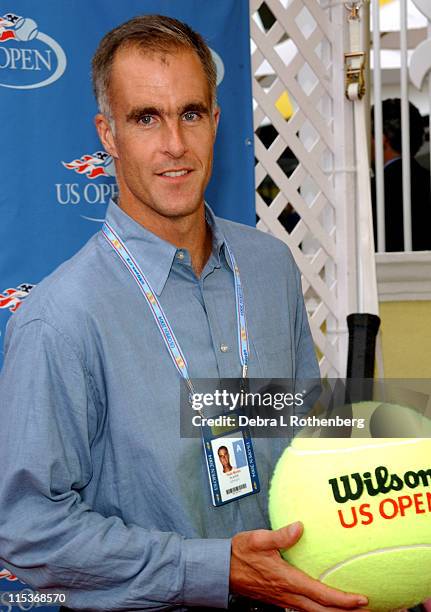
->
<box><xmin>251</xmin><ymin>0</ymin><xmax>363</xmax><ymax>377</ymax></box>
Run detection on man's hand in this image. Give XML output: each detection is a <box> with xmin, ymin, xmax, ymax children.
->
<box><xmin>229</xmin><ymin>521</ymin><xmax>369</xmax><ymax>612</ymax></box>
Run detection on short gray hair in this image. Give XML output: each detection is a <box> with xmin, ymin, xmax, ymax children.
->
<box><xmin>92</xmin><ymin>14</ymin><xmax>217</xmax><ymax>120</ymax></box>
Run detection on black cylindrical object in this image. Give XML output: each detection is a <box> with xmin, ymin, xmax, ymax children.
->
<box><xmin>346</xmin><ymin>313</ymin><xmax>381</xmax><ymax>402</ymax></box>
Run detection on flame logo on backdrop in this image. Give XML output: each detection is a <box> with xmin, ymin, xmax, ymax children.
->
<box><xmin>62</xmin><ymin>151</ymin><xmax>116</xmax><ymax>180</ymax></box>
<box><xmin>0</xmin><ymin>568</ymin><xmax>18</xmax><ymax>581</ymax></box>
<box><xmin>0</xmin><ymin>14</ymin><xmax>17</xmax><ymax>42</ymax></box>
<box><xmin>0</xmin><ymin>283</ymin><xmax>34</xmax><ymax>313</ymax></box>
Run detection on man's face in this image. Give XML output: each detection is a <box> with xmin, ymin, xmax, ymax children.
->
<box><xmin>96</xmin><ymin>46</ymin><xmax>219</xmax><ymax>223</ymax></box>
<box><xmin>218</xmin><ymin>447</ymin><xmax>231</xmax><ymax>469</ymax></box>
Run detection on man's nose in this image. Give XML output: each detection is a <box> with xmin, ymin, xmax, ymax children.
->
<box><xmin>162</xmin><ymin>121</ymin><xmax>187</xmax><ymax>158</ymax></box>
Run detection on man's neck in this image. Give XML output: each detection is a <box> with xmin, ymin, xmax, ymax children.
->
<box><xmin>117</xmin><ymin>198</ymin><xmax>212</xmax><ymax>277</ymax></box>
<box><xmin>169</xmin><ymin>214</ymin><xmax>212</xmax><ymax>277</ymax></box>
<box><xmin>383</xmin><ymin>148</ymin><xmax>401</xmax><ymax>165</ymax></box>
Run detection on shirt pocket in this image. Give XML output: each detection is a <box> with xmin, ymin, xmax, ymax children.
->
<box><xmin>252</xmin><ymin>332</ymin><xmax>294</xmax><ymax>378</ymax></box>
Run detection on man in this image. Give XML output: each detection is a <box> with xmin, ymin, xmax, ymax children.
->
<box><xmin>371</xmin><ymin>98</ymin><xmax>431</xmax><ymax>251</ymax></box>
<box><xmin>218</xmin><ymin>446</ymin><xmax>233</xmax><ymax>474</ymax></box>
<box><xmin>0</xmin><ymin>15</ymin><xmax>368</xmax><ymax>611</ymax></box>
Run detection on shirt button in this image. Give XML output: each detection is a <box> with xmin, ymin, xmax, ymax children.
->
<box><xmin>177</xmin><ymin>250</ymin><xmax>185</xmax><ymax>260</ymax></box>
<box><xmin>220</xmin><ymin>344</ymin><xmax>229</xmax><ymax>353</ymax></box>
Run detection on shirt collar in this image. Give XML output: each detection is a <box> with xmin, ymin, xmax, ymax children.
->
<box><xmin>103</xmin><ymin>199</ymin><xmax>229</xmax><ymax>295</ymax></box>
<box><xmin>204</xmin><ymin>203</ymin><xmax>230</xmax><ymax>271</ymax></box>
<box><xmin>384</xmin><ymin>156</ymin><xmax>401</xmax><ymax>170</ymax></box>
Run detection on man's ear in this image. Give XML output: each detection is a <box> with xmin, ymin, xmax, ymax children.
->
<box><xmin>94</xmin><ymin>114</ymin><xmax>119</xmax><ymax>159</ymax></box>
<box><xmin>382</xmin><ymin>134</ymin><xmax>390</xmax><ymax>151</ymax></box>
<box><xmin>212</xmin><ymin>105</ymin><xmax>221</xmax><ymax>136</ymax></box>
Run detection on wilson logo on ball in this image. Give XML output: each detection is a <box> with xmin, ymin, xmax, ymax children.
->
<box><xmin>0</xmin><ymin>12</ymin><xmax>66</xmax><ymax>89</ymax></box>
<box><xmin>329</xmin><ymin>465</ymin><xmax>431</xmax><ymax>503</ymax></box>
<box><xmin>329</xmin><ymin>464</ymin><xmax>431</xmax><ymax>530</ymax></box>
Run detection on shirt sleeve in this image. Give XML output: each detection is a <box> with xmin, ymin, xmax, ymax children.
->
<box><xmin>0</xmin><ymin>317</ymin><xmax>231</xmax><ymax>610</ymax></box>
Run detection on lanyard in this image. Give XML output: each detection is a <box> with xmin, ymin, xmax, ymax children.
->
<box><xmin>101</xmin><ymin>221</ymin><xmax>250</xmax><ymax>391</ymax></box>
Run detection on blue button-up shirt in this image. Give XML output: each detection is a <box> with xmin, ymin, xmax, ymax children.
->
<box><xmin>0</xmin><ymin>201</ymin><xmax>319</xmax><ymax>610</ymax></box>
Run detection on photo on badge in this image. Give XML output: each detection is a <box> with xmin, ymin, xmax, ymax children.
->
<box><xmin>212</xmin><ymin>438</ymin><xmax>253</xmax><ymax>503</ymax></box>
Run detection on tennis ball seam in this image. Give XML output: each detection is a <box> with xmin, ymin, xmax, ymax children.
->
<box><xmin>319</xmin><ymin>544</ymin><xmax>431</xmax><ymax>581</ymax></box>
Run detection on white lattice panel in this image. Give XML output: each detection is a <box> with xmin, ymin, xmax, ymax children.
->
<box><xmin>251</xmin><ymin>0</ymin><xmax>359</xmax><ymax>377</ymax></box>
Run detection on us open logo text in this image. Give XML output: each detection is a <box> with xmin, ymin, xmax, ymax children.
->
<box><xmin>0</xmin><ymin>12</ymin><xmax>66</xmax><ymax>89</ymax></box>
<box><xmin>56</xmin><ymin>150</ymin><xmax>117</xmax><ymax>222</ymax></box>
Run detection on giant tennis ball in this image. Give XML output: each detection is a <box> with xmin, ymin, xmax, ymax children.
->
<box><xmin>269</xmin><ymin>403</ymin><xmax>431</xmax><ymax>611</ymax></box>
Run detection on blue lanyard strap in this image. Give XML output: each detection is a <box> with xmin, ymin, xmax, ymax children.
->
<box><xmin>102</xmin><ymin>221</ymin><xmax>249</xmax><ymax>384</ymax></box>
<box><xmin>102</xmin><ymin>223</ymin><xmax>191</xmax><ymax>385</ymax></box>
<box><xmin>224</xmin><ymin>242</ymin><xmax>249</xmax><ymax>378</ymax></box>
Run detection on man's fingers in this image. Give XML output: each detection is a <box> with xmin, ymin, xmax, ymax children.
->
<box><xmin>284</xmin><ymin>588</ymin><xmax>370</xmax><ymax>612</ymax></box>
<box><xmin>286</xmin><ymin>589</ymin><xmax>369</xmax><ymax>612</ymax></box>
<box><xmin>247</xmin><ymin>525</ymin><xmax>368</xmax><ymax>608</ymax></box>
<box><xmin>286</xmin><ymin>564</ymin><xmax>368</xmax><ymax>609</ymax></box>
<box><xmin>231</xmin><ymin>527</ymin><xmax>368</xmax><ymax>610</ymax></box>
<box><xmin>253</xmin><ymin>521</ymin><xmax>303</xmax><ymax>552</ymax></box>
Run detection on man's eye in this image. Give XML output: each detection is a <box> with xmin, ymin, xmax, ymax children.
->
<box><xmin>183</xmin><ymin>112</ymin><xmax>199</xmax><ymax>121</ymax></box>
<box><xmin>139</xmin><ymin>115</ymin><xmax>154</xmax><ymax>125</ymax></box>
